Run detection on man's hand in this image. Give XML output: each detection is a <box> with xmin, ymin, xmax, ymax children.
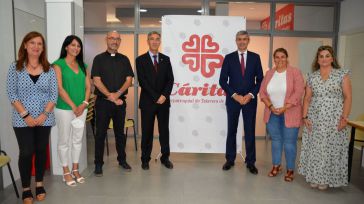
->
<box><xmin>107</xmin><ymin>92</ymin><xmax>119</xmax><ymax>102</ymax></box>
<box><xmin>157</xmin><ymin>95</ymin><xmax>166</xmax><ymax>104</ymax></box>
<box><xmin>241</xmin><ymin>94</ymin><xmax>253</xmax><ymax>105</ymax></box>
<box><xmin>114</xmin><ymin>99</ymin><xmax>124</xmax><ymax>106</ymax></box>
<box><xmin>232</xmin><ymin>94</ymin><xmax>244</xmax><ymax>105</ymax></box>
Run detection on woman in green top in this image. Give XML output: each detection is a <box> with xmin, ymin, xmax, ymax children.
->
<box><xmin>54</xmin><ymin>35</ymin><xmax>91</xmax><ymax>187</ymax></box>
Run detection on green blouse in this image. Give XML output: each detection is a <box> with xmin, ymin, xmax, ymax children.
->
<box><xmin>53</xmin><ymin>58</ymin><xmax>87</xmax><ymax>110</ymax></box>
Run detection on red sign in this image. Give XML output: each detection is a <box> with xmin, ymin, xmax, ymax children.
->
<box><xmin>261</xmin><ymin>4</ymin><xmax>294</xmax><ymax>30</ymax></box>
<box><xmin>181</xmin><ymin>34</ymin><xmax>224</xmax><ymax>78</ymax></box>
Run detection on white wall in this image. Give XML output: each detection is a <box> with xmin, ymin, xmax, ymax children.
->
<box><xmin>339</xmin><ymin>0</ymin><xmax>364</xmax><ymax>34</ymax></box>
<box><xmin>339</xmin><ymin>0</ymin><xmax>364</xmax><ymax>167</ymax></box>
<box><xmin>339</xmin><ymin>0</ymin><xmax>364</xmax><ymax>120</ymax></box>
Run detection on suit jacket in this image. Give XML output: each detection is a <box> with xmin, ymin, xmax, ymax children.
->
<box><xmin>259</xmin><ymin>66</ymin><xmax>305</xmax><ymax>127</ymax></box>
<box><xmin>219</xmin><ymin>51</ymin><xmax>264</xmax><ymax>108</ymax></box>
<box><xmin>136</xmin><ymin>52</ymin><xmax>174</xmax><ymax>109</ymax></box>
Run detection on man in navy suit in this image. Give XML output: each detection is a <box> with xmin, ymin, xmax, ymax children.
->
<box><xmin>219</xmin><ymin>31</ymin><xmax>263</xmax><ymax>174</ymax></box>
<box><xmin>136</xmin><ymin>31</ymin><xmax>174</xmax><ymax>170</ymax></box>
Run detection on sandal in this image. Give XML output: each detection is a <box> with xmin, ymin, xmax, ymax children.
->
<box><xmin>72</xmin><ymin>169</ymin><xmax>85</xmax><ymax>184</ymax></box>
<box><xmin>35</xmin><ymin>186</ymin><xmax>46</xmax><ymax>201</ymax></box>
<box><xmin>22</xmin><ymin>190</ymin><xmax>33</xmax><ymax>204</ymax></box>
<box><xmin>318</xmin><ymin>184</ymin><xmax>329</xmax><ymax>190</ymax></box>
<box><xmin>284</xmin><ymin>170</ymin><xmax>294</xmax><ymax>182</ymax></box>
<box><xmin>268</xmin><ymin>165</ymin><xmax>282</xmax><ymax>177</ymax></box>
<box><xmin>63</xmin><ymin>172</ymin><xmax>77</xmax><ymax>187</ymax></box>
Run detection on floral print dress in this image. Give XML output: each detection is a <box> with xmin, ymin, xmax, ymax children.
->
<box><xmin>299</xmin><ymin>69</ymin><xmax>350</xmax><ymax>187</ymax></box>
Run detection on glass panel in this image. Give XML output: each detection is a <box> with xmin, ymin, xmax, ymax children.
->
<box><xmin>84</xmin><ymin>33</ymin><xmax>136</xmax><ymax>121</ymax></box>
<box><xmin>140</xmin><ymin>0</ymin><xmax>202</xmax><ymax>28</ymax></box>
<box><xmin>14</xmin><ymin>8</ymin><xmax>45</xmax><ymax>53</ymax></box>
<box><xmin>84</xmin><ymin>1</ymin><xmax>134</xmax><ymax>28</ymax></box>
<box><xmin>273</xmin><ymin>37</ymin><xmax>333</xmax><ymax>78</ymax></box>
<box><xmin>249</xmin><ymin>36</ymin><xmax>270</xmax><ymax>136</ymax></box>
<box><xmin>209</xmin><ymin>1</ymin><xmax>270</xmax><ymax>31</ymax></box>
<box><xmin>274</xmin><ymin>4</ymin><xmax>334</xmax><ymax>32</ymax></box>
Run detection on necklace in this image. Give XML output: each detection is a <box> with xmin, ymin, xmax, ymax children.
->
<box><xmin>28</xmin><ymin>63</ymin><xmax>39</xmax><ymax>69</ymax></box>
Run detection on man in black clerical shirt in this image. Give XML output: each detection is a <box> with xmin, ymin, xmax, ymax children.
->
<box><xmin>91</xmin><ymin>31</ymin><xmax>134</xmax><ymax>176</ymax></box>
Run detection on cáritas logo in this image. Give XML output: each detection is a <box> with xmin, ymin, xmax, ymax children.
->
<box><xmin>181</xmin><ymin>34</ymin><xmax>224</xmax><ymax>78</ymax></box>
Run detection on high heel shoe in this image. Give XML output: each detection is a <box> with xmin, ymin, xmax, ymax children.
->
<box><xmin>35</xmin><ymin>186</ymin><xmax>46</xmax><ymax>201</ymax></box>
<box><xmin>284</xmin><ymin>170</ymin><xmax>294</xmax><ymax>182</ymax></box>
<box><xmin>268</xmin><ymin>165</ymin><xmax>282</xmax><ymax>177</ymax></box>
<box><xmin>22</xmin><ymin>190</ymin><xmax>33</xmax><ymax>204</ymax></box>
<box><xmin>72</xmin><ymin>169</ymin><xmax>85</xmax><ymax>184</ymax></box>
<box><xmin>63</xmin><ymin>172</ymin><xmax>77</xmax><ymax>187</ymax></box>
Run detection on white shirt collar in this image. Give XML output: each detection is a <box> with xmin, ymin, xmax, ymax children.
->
<box><xmin>238</xmin><ymin>50</ymin><xmax>247</xmax><ymax>55</ymax></box>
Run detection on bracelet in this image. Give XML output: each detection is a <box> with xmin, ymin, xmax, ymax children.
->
<box><xmin>22</xmin><ymin>113</ymin><xmax>30</xmax><ymax>119</ymax></box>
<box><xmin>82</xmin><ymin>101</ymin><xmax>89</xmax><ymax>106</ymax></box>
<box><xmin>20</xmin><ymin>110</ymin><xmax>28</xmax><ymax>117</ymax></box>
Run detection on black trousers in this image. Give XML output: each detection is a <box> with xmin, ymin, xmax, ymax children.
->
<box><xmin>140</xmin><ymin>106</ymin><xmax>170</xmax><ymax>163</ymax></box>
<box><xmin>94</xmin><ymin>98</ymin><xmax>126</xmax><ymax>165</ymax></box>
<box><xmin>13</xmin><ymin>126</ymin><xmax>51</xmax><ymax>188</ymax></box>
<box><xmin>225</xmin><ymin>102</ymin><xmax>257</xmax><ymax>165</ymax></box>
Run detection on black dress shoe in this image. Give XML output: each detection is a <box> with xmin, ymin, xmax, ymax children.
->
<box><xmin>161</xmin><ymin>160</ymin><xmax>174</xmax><ymax>169</ymax></box>
<box><xmin>119</xmin><ymin>161</ymin><xmax>132</xmax><ymax>171</ymax></box>
<box><xmin>94</xmin><ymin>164</ymin><xmax>103</xmax><ymax>177</ymax></box>
<box><xmin>247</xmin><ymin>164</ymin><xmax>258</xmax><ymax>175</ymax></box>
<box><xmin>222</xmin><ymin>161</ymin><xmax>235</xmax><ymax>171</ymax></box>
<box><xmin>141</xmin><ymin>162</ymin><xmax>149</xmax><ymax>170</ymax></box>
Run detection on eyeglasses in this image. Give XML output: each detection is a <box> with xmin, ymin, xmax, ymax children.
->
<box><xmin>107</xmin><ymin>37</ymin><xmax>121</xmax><ymax>41</ymax></box>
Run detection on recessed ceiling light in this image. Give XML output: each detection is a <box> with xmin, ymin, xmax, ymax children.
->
<box><xmin>140</xmin><ymin>9</ymin><xmax>147</xmax><ymax>12</ymax></box>
<box><xmin>197</xmin><ymin>9</ymin><xmax>203</xmax><ymax>13</ymax></box>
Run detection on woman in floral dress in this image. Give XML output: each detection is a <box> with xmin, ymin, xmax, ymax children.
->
<box><xmin>299</xmin><ymin>45</ymin><xmax>352</xmax><ymax>190</ymax></box>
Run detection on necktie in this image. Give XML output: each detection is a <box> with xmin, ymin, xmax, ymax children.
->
<box><xmin>153</xmin><ymin>55</ymin><xmax>158</xmax><ymax>72</ymax></box>
<box><xmin>240</xmin><ymin>53</ymin><xmax>245</xmax><ymax>77</ymax></box>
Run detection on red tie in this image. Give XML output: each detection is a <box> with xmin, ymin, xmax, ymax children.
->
<box><xmin>240</xmin><ymin>53</ymin><xmax>245</xmax><ymax>77</ymax></box>
<box><xmin>153</xmin><ymin>55</ymin><xmax>158</xmax><ymax>72</ymax></box>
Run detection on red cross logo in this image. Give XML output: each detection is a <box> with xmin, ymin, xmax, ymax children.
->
<box><xmin>182</xmin><ymin>34</ymin><xmax>224</xmax><ymax>78</ymax></box>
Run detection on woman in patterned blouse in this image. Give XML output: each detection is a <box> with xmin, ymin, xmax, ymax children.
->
<box><xmin>6</xmin><ymin>31</ymin><xmax>58</xmax><ymax>204</ymax></box>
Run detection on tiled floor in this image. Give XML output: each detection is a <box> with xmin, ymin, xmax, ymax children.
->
<box><xmin>1</xmin><ymin>128</ymin><xmax>364</xmax><ymax>204</ymax></box>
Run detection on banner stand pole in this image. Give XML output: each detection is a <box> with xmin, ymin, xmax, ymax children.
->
<box><xmin>238</xmin><ymin>151</ymin><xmax>245</xmax><ymax>162</ymax></box>
<box><xmin>155</xmin><ymin>151</ymin><xmax>162</xmax><ymax>162</ymax></box>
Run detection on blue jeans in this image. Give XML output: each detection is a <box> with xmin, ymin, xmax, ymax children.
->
<box><xmin>266</xmin><ymin>114</ymin><xmax>299</xmax><ymax>170</ymax></box>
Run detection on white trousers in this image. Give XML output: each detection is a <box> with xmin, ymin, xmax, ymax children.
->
<box><xmin>55</xmin><ymin>108</ymin><xmax>87</xmax><ymax>167</ymax></box>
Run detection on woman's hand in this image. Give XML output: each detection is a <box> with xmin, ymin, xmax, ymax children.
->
<box><xmin>75</xmin><ymin>104</ymin><xmax>87</xmax><ymax>117</ymax></box>
<box><xmin>34</xmin><ymin>114</ymin><xmax>47</xmax><ymax>126</ymax></box>
<box><xmin>24</xmin><ymin>116</ymin><xmax>37</xmax><ymax>127</ymax></box>
<box><xmin>337</xmin><ymin>117</ymin><xmax>348</xmax><ymax>131</ymax></box>
<box><xmin>271</xmin><ymin>106</ymin><xmax>286</xmax><ymax>115</ymax></box>
<box><xmin>303</xmin><ymin>118</ymin><xmax>312</xmax><ymax>132</ymax></box>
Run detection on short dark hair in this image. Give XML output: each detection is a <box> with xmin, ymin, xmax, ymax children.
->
<box><xmin>273</xmin><ymin>48</ymin><xmax>288</xmax><ymax>58</ymax></box>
